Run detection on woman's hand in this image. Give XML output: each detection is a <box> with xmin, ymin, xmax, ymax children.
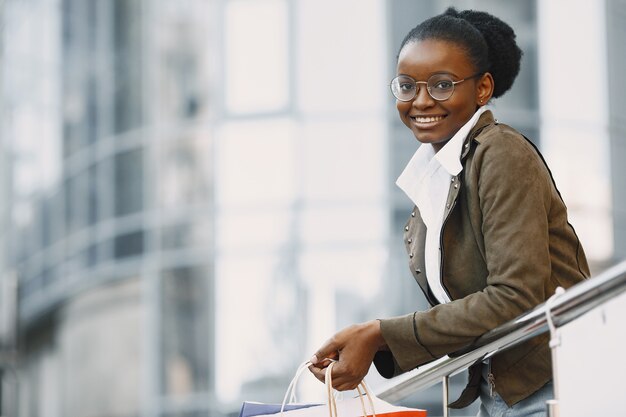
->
<box><xmin>308</xmin><ymin>320</ymin><xmax>388</xmax><ymax>391</ymax></box>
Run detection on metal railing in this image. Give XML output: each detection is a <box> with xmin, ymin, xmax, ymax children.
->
<box><xmin>377</xmin><ymin>260</ymin><xmax>626</xmax><ymax>415</ymax></box>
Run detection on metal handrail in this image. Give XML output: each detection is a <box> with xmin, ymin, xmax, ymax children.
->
<box><xmin>377</xmin><ymin>259</ymin><xmax>626</xmax><ymax>404</ymax></box>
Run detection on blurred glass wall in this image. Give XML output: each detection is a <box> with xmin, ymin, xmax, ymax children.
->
<box><xmin>0</xmin><ymin>1</ymin><xmax>624</xmax><ymax>417</ymax></box>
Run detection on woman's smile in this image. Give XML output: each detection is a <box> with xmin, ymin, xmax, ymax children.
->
<box><xmin>409</xmin><ymin>114</ymin><xmax>447</xmax><ymax>128</ymax></box>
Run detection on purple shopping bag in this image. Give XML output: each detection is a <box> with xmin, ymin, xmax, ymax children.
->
<box><xmin>239</xmin><ymin>402</ymin><xmax>320</xmax><ymax>417</ymax></box>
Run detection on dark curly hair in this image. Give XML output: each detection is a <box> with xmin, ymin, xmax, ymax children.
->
<box><xmin>399</xmin><ymin>7</ymin><xmax>522</xmax><ymax>98</ymax></box>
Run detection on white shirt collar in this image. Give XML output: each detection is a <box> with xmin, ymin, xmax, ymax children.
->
<box><xmin>435</xmin><ymin>106</ymin><xmax>487</xmax><ymax>176</ymax></box>
<box><xmin>396</xmin><ymin>106</ymin><xmax>488</xmax><ymax>206</ymax></box>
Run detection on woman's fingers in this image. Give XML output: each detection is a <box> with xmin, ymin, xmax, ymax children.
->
<box><xmin>310</xmin><ymin>341</ymin><xmax>340</xmax><ymax>366</ymax></box>
<box><xmin>310</xmin><ymin>364</ymin><xmax>372</xmax><ymax>392</ymax></box>
<box><xmin>308</xmin><ymin>321</ymin><xmax>385</xmax><ymax>390</ymax></box>
<box><xmin>308</xmin><ymin>364</ymin><xmax>327</xmax><ymax>383</ymax></box>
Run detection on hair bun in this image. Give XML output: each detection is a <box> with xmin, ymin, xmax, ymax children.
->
<box><xmin>455</xmin><ymin>9</ymin><xmax>522</xmax><ymax>97</ymax></box>
<box><xmin>443</xmin><ymin>7</ymin><xmax>461</xmax><ymax>18</ymax></box>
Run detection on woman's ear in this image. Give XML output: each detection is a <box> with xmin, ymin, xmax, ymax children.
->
<box><xmin>476</xmin><ymin>72</ymin><xmax>495</xmax><ymax>105</ymax></box>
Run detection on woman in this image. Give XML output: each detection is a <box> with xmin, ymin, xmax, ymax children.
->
<box><xmin>308</xmin><ymin>8</ymin><xmax>589</xmax><ymax>417</ymax></box>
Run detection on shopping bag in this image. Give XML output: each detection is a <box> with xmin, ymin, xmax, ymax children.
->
<box><xmin>241</xmin><ymin>361</ymin><xmax>427</xmax><ymax>417</ymax></box>
<box><xmin>239</xmin><ymin>361</ymin><xmax>321</xmax><ymax>417</ymax></box>
<box><xmin>239</xmin><ymin>402</ymin><xmax>319</xmax><ymax>417</ymax></box>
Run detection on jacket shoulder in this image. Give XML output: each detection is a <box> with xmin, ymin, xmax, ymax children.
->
<box><xmin>471</xmin><ymin>122</ymin><xmax>540</xmax><ymax>161</ymax></box>
<box><xmin>473</xmin><ymin>122</ymin><xmax>527</xmax><ymax>145</ymax></box>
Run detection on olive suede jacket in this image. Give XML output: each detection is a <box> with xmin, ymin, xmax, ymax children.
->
<box><xmin>374</xmin><ymin>111</ymin><xmax>590</xmax><ymax>408</ymax></box>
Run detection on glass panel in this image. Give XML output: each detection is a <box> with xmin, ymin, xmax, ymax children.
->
<box><xmin>161</xmin><ymin>219</ymin><xmax>212</xmax><ymax>250</ymax></box>
<box><xmin>114</xmin><ymin>149</ymin><xmax>144</xmax><ymax>216</ymax></box>
<box><xmin>216</xmin><ymin>119</ymin><xmax>295</xmax><ymax>206</ymax></box>
<box><xmin>113</xmin><ymin>230</ymin><xmax>144</xmax><ymax>259</ymax></box>
<box><xmin>113</xmin><ymin>0</ymin><xmax>142</xmax><ymax>132</ymax></box>
<box><xmin>161</xmin><ymin>223</ymin><xmax>191</xmax><ymax>251</ymax></box>
<box><xmin>215</xmin><ymin>255</ymin><xmax>302</xmax><ymax>403</ymax></box>
<box><xmin>62</xmin><ymin>0</ymin><xmax>97</xmax><ymax>155</ymax></box>
<box><xmin>296</xmin><ymin>0</ymin><xmax>386</xmax><ymax>114</ymax></box>
<box><xmin>19</xmin><ymin>274</ymin><xmax>43</xmax><ymax>302</ymax></box>
<box><xmin>159</xmin><ymin>135</ymin><xmax>213</xmax><ymax>210</ymax></box>
<box><xmin>217</xmin><ymin>209</ymin><xmax>292</xmax><ymax>253</ymax></box>
<box><xmin>98</xmin><ymin>238</ymin><xmax>112</xmax><ymax>264</ymax></box>
<box><xmin>88</xmin><ymin>164</ymin><xmax>98</xmax><ymax>224</ymax></box>
<box><xmin>98</xmin><ymin>156</ymin><xmax>115</xmax><ymax>222</ymax></box>
<box><xmin>87</xmin><ymin>243</ymin><xmax>98</xmax><ymax>267</ymax></box>
<box><xmin>224</xmin><ymin>0</ymin><xmax>288</xmax><ymax>113</ymax></box>
<box><xmin>13</xmin><ymin>202</ymin><xmax>36</xmax><ymax>263</ymax></box>
<box><xmin>65</xmin><ymin>249</ymin><xmax>87</xmax><ymax>277</ymax></box>
<box><xmin>300</xmin><ymin>120</ymin><xmax>386</xmax><ymax>202</ymax></box>
<box><xmin>155</xmin><ymin>23</ymin><xmax>209</xmax><ymax>122</ymax></box>
<box><xmin>65</xmin><ymin>172</ymin><xmax>89</xmax><ymax>233</ymax></box>
<box><xmin>300</xmin><ymin>206</ymin><xmax>387</xmax><ymax>245</ymax></box>
<box><xmin>86</xmin><ymin>76</ymin><xmax>99</xmax><ymax>144</ymax></box>
<box><xmin>160</xmin><ymin>266</ymin><xmax>211</xmax><ymax>396</ymax></box>
<box><xmin>44</xmin><ymin>263</ymin><xmax>63</xmax><ymax>290</ymax></box>
<box><xmin>42</xmin><ymin>190</ymin><xmax>64</xmax><ymax>247</ymax></box>
<box><xmin>6</xmin><ymin>0</ymin><xmax>62</xmax><ymax>192</ymax></box>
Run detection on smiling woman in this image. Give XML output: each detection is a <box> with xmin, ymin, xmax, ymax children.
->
<box><xmin>308</xmin><ymin>7</ymin><xmax>590</xmax><ymax>417</ymax></box>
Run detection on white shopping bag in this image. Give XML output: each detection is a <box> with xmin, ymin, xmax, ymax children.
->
<box><xmin>251</xmin><ymin>361</ymin><xmax>427</xmax><ymax>417</ymax></box>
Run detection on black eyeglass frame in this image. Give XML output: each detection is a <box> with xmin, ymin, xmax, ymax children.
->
<box><xmin>390</xmin><ymin>72</ymin><xmax>484</xmax><ymax>102</ymax></box>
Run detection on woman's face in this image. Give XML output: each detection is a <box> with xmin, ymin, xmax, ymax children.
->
<box><xmin>395</xmin><ymin>38</ymin><xmax>492</xmax><ymax>151</ymax></box>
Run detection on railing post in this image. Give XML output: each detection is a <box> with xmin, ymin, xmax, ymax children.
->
<box><xmin>546</xmin><ymin>399</ymin><xmax>559</xmax><ymax>417</ymax></box>
<box><xmin>442</xmin><ymin>375</ymin><xmax>449</xmax><ymax>417</ymax></box>
<box><xmin>545</xmin><ymin>287</ymin><xmax>563</xmax><ymax>417</ymax></box>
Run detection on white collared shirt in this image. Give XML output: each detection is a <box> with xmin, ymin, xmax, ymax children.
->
<box><xmin>396</xmin><ymin>107</ymin><xmax>487</xmax><ymax>304</ymax></box>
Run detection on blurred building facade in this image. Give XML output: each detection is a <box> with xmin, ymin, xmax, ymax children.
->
<box><xmin>1</xmin><ymin>0</ymin><xmax>216</xmax><ymax>416</ymax></box>
<box><xmin>0</xmin><ymin>1</ymin><xmax>624</xmax><ymax>417</ymax></box>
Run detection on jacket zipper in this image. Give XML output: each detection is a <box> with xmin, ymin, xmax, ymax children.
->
<box><xmin>438</xmin><ymin>132</ymin><xmax>482</xmax><ymax>302</ymax></box>
<box><xmin>439</xmin><ymin>198</ymin><xmax>456</xmax><ymax>301</ymax></box>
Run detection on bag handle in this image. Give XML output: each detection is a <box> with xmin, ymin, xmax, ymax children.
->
<box><xmin>325</xmin><ymin>362</ymin><xmax>376</xmax><ymax>417</ymax></box>
<box><xmin>278</xmin><ymin>360</ymin><xmax>376</xmax><ymax>417</ymax></box>
<box><xmin>281</xmin><ymin>361</ymin><xmax>314</xmax><ymax>412</ymax></box>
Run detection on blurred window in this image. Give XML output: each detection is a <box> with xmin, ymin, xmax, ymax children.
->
<box><xmin>88</xmin><ymin>164</ymin><xmax>99</xmax><ymax>225</ymax></box>
<box><xmin>114</xmin><ymin>230</ymin><xmax>144</xmax><ymax>259</ymax></box>
<box><xmin>64</xmin><ymin>172</ymin><xmax>89</xmax><ymax>233</ymax></box>
<box><xmin>41</xmin><ymin>190</ymin><xmax>64</xmax><ymax>248</ymax></box>
<box><xmin>160</xmin><ymin>266</ymin><xmax>211</xmax><ymax>396</ymax></box>
<box><xmin>161</xmin><ymin>219</ymin><xmax>212</xmax><ymax>250</ymax></box>
<box><xmin>159</xmin><ymin>136</ymin><xmax>213</xmax><ymax>209</ymax></box>
<box><xmin>113</xmin><ymin>0</ymin><xmax>143</xmax><ymax>132</ymax></box>
<box><xmin>216</xmin><ymin>119</ymin><xmax>295</xmax><ymax>206</ymax></box>
<box><xmin>224</xmin><ymin>0</ymin><xmax>289</xmax><ymax>114</ymax></box>
<box><xmin>114</xmin><ymin>149</ymin><xmax>144</xmax><ymax>216</ymax></box>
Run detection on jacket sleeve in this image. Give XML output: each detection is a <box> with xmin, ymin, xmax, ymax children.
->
<box><xmin>378</xmin><ymin>130</ymin><xmax>555</xmax><ymax>373</ymax></box>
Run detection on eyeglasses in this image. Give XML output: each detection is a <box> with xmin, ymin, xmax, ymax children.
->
<box><xmin>390</xmin><ymin>72</ymin><xmax>483</xmax><ymax>102</ymax></box>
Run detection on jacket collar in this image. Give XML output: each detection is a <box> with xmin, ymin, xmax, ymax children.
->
<box><xmin>460</xmin><ymin>109</ymin><xmax>496</xmax><ymax>160</ymax></box>
<box><xmin>436</xmin><ymin>106</ymin><xmax>488</xmax><ymax>176</ymax></box>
